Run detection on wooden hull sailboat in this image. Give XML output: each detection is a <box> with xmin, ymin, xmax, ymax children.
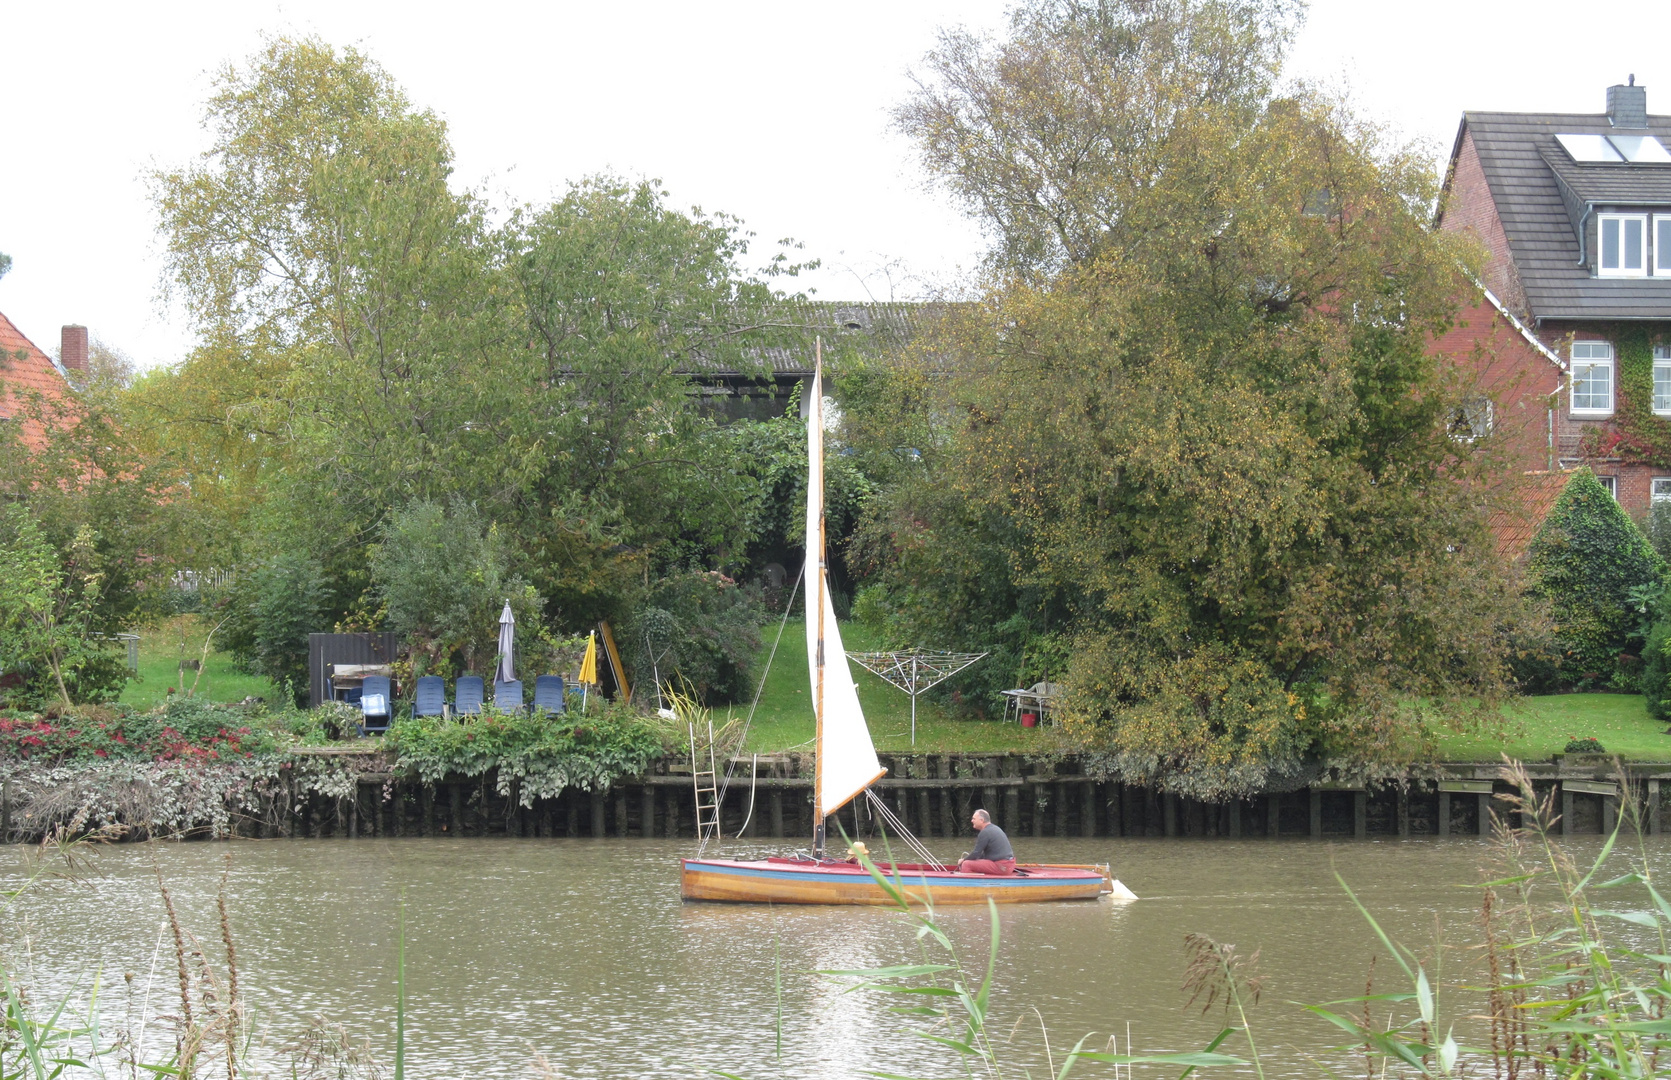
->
<box><xmin>678</xmin><ymin>343</ymin><xmax>1132</xmax><ymax>907</ymax></box>
<box><xmin>680</xmin><ymin>857</ymin><xmax>1112</xmax><ymax>905</ymax></box>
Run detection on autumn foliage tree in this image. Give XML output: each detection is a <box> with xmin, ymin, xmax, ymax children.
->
<box><xmin>853</xmin><ymin>0</ymin><xmax>1529</xmax><ymax>796</ymax></box>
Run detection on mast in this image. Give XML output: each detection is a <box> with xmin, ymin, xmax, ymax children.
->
<box><xmin>812</xmin><ymin>337</ymin><xmax>827</xmax><ymax>858</ymax></box>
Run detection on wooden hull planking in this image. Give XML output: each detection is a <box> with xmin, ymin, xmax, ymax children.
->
<box><xmin>680</xmin><ymin>858</ymin><xmax>1111</xmax><ymax>905</ymax></box>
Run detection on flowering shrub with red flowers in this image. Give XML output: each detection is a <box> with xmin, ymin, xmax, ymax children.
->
<box><xmin>0</xmin><ymin>698</ymin><xmax>286</xmax><ymax>763</ymax></box>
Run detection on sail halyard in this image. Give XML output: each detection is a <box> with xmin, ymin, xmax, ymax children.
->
<box><xmin>806</xmin><ymin>342</ymin><xmax>885</xmax><ymax>857</ymax></box>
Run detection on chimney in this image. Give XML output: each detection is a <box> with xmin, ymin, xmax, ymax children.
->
<box><xmin>1608</xmin><ymin>75</ymin><xmax>1648</xmax><ymax>128</ymax></box>
<box><xmin>60</xmin><ymin>324</ymin><xmax>88</xmax><ymax>372</ymax></box>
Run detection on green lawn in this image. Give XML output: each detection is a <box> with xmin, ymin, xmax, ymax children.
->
<box><xmin>727</xmin><ymin>620</ymin><xmax>1059</xmax><ymax>754</ymax></box>
<box><xmin>118</xmin><ymin>614</ymin><xmax>282</xmax><ymax>710</ymax></box>
<box><xmin>1434</xmin><ymin>693</ymin><xmax>1671</xmax><ymax>762</ymax></box>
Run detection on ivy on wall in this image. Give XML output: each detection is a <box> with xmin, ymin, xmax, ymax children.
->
<box><xmin>1599</xmin><ymin>327</ymin><xmax>1669</xmax><ymax>466</ymax></box>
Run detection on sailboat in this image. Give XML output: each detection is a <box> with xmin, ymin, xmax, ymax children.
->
<box><xmin>679</xmin><ymin>346</ymin><xmax>1114</xmax><ymax>905</ymax></box>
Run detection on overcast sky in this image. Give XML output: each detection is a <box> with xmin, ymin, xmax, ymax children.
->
<box><xmin>1</xmin><ymin>0</ymin><xmax>1666</xmax><ymax>370</ymax></box>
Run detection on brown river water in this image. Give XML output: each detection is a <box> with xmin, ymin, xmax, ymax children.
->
<box><xmin>4</xmin><ymin>833</ymin><xmax>1664</xmax><ymax>1078</ymax></box>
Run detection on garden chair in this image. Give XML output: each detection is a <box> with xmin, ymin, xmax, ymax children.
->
<box><xmin>359</xmin><ymin>675</ymin><xmax>393</xmax><ymax>735</ymax></box>
<box><xmin>494</xmin><ymin>679</ymin><xmax>524</xmax><ymax>712</ymax></box>
<box><xmin>413</xmin><ymin>676</ymin><xmax>446</xmax><ymax>719</ymax></box>
<box><xmin>533</xmin><ymin>675</ymin><xmax>566</xmax><ymax>715</ymax></box>
<box><xmin>455</xmin><ymin>675</ymin><xmax>485</xmax><ymax>717</ymax></box>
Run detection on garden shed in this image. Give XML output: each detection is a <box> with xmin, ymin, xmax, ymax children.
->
<box><xmin>307</xmin><ymin>632</ymin><xmax>400</xmax><ymax>708</ymax></box>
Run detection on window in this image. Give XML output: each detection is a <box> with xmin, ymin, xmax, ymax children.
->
<box><xmin>1599</xmin><ymin>214</ymin><xmax>1649</xmax><ymax>276</ymax></box>
<box><xmin>1657</xmin><ymin>346</ymin><xmax>1671</xmax><ymax>414</ymax></box>
<box><xmin>1657</xmin><ymin>217</ymin><xmax>1671</xmax><ymax>276</ymax></box>
<box><xmin>1571</xmin><ymin>341</ymin><xmax>1615</xmax><ymax>414</ymax></box>
<box><xmin>1596</xmin><ymin>475</ymin><xmax>1618</xmax><ymax>499</ymax></box>
<box><xmin>1448</xmin><ymin>395</ymin><xmax>1494</xmax><ymax>441</ymax></box>
<box><xmin>1654</xmin><ymin>478</ymin><xmax>1671</xmax><ymax>503</ymax></box>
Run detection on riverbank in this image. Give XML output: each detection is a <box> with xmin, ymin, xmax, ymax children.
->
<box><xmin>5</xmin><ymin>745</ymin><xmax>1665</xmax><ymax>845</ymax></box>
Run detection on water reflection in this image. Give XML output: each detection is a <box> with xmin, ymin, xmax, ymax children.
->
<box><xmin>3</xmin><ymin>834</ymin><xmax>1662</xmax><ymax>1077</ymax></box>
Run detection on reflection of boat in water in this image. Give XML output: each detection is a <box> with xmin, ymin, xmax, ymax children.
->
<box><xmin>678</xmin><ymin>343</ymin><xmax>1128</xmax><ymax>907</ymax></box>
<box><xmin>681</xmin><ymin>856</ymin><xmax>1112</xmax><ymax>905</ymax></box>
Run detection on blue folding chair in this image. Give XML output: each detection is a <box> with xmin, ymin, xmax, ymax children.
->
<box><xmin>455</xmin><ymin>675</ymin><xmax>485</xmax><ymax>717</ymax></box>
<box><xmin>494</xmin><ymin>679</ymin><xmax>524</xmax><ymax>712</ymax></box>
<box><xmin>532</xmin><ymin>675</ymin><xmax>565</xmax><ymax>715</ymax></box>
<box><xmin>413</xmin><ymin>675</ymin><xmax>446</xmax><ymax>718</ymax></box>
<box><xmin>359</xmin><ymin>675</ymin><xmax>393</xmax><ymax>734</ymax></box>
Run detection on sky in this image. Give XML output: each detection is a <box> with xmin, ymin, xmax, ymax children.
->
<box><xmin>1</xmin><ymin>0</ymin><xmax>1667</xmax><ymax>371</ymax></box>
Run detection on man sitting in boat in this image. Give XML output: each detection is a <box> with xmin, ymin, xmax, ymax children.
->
<box><xmin>958</xmin><ymin>809</ymin><xmax>1016</xmax><ymax>875</ymax></box>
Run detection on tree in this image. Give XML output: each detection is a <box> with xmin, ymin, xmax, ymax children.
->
<box><xmin>1525</xmin><ymin>469</ymin><xmax>1666</xmax><ymax>689</ymax></box>
<box><xmin>371</xmin><ymin>499</ymin><xmax>544</xmax><ymax>675</ymax></box>
<box><xmin>0</xmin><ymin>507</ymin><xmax>120</xmax><ymax>708</ymax></box>
<box><xmin>144</xmin><ymin>37</ymin><xmax>820</xmax><ymax>655</ymax></box>
<box><xmin>856</xmin><ymin>0</ymin><xmax>1525</xmax><ymax>796</ymax></box>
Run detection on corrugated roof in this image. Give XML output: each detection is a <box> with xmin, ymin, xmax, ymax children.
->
<box><xmin>1486</xmin><ymin>470</ymin><xmax>1573</xmax><ymax>561</ymax></box>
<box><xmin>678</xmin><ymin>300</ymin><xmax>935</xmax><ymax>377</ymax></box>
<box><xmin>1454</xmin><ymin>111</ymin><xmax>1671</xmax><ymax>321</ymax></box>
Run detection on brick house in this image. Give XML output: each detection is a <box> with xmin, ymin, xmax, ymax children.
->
<box><xmin>0</xmin><ymin>311</ymin><xmax>86</xmax><ymax>447</ymax></box>
<box><xmin>1433</xmin><ymin>79</ymin><xmax>1671</xmax><ymax>521</ymax></box>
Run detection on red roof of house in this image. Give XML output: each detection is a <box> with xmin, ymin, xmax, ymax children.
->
<box><xmin>0</xmin><ymin>309</ymin><xmax>73</xmax><ymax>445</ymax></box>
<box><xmin>1487</xmin><ymin>470</ymin><xmax>1573</xmax><ymax>561</ymax></box>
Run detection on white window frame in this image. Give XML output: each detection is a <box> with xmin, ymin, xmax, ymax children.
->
<box><xmin>1657</xmin><ymin>346</ymin><xmax>1671</xmax><ymax>415</ymax></box>
<box><xmin>1596</xmin><ymin>475</ymin><xmax>1619</xmax><ymax>499</ymax></box>
<box><xmin>1653</xmin><ymin>477</ymin><xmax>1671</xmax><ymax>503</ymax></box>
<box><xmin>1598</xmin><ymin>213</ymin><xmax>1649</xmax><ymax>277</ymax></box>
<box><xmin>1656</xmin><ymin>216</ymin><xmax>1671</xmax><ymax>277</ymax></box>
<box><xmin>1570</xmin><ymin>341</ymin><xmax>1616</xmax><ymax>415</ymax></box>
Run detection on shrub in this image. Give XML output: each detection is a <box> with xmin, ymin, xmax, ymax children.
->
<box><xmin>220</xmin><ymin>551</ymin><xmax>328</xmax><ymax>706</ymax></box>
<box><xmin>371</xmin><ymin>498</ymin><xmax>544</xmax><ymax>673</ymax></box>
<box><xmin>1643</xmin><ymin>617</ymin><xmax>1671</xmax><ymax>722</ymax></box>
<box><xmin>1525</xmin><ymin>469</ymin><xmax>1667</xmax><ymax>689</ymax></box>
<box><xmin>388</xmin><ymin>700</ymin><xmax>671</xmax><ymax>803</ymax></box>
<box><xmin>1562</xmin><ymin>736</ymin><xmax>1606</xmax><ymax>754</ymax></box>
<box><xmin>0</xmin><ymin>698</ymin><xmax>284</xmax><ymax>763</ymax></box>
<box><xmin>622</xmin><ymin>570</ymin><xmax>761</xmax><ymax>704</ymax></box>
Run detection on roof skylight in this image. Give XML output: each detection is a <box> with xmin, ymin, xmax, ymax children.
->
<box><xmin>1607</xmin><ymin>134</ymin><xmax>1671</xmax><ymax>163</ymax></box>
<box><xmin>1557</xmin><ymin>133</ymin><xmax>1625</xmax><ymax>161</ymax></box>
<box><xmin>1556</xmin><ymin>131</ymin><xmax>1671</xmax><ymax>164</ymax></box>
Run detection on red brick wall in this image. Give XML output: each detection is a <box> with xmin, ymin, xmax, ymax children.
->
<box><xmin>1429</xmin><ymin>296</ymin><xmax>1559</xmax><ymax>475</ymax></box>
<box><xmin>1440</xmin><ymin>129</ymin><xmax>1527</xmax><ymax>316</ymax></box>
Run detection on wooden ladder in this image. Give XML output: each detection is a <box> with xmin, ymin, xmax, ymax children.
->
<box><xmin>688</xmin><ymin>719</ymin><xmax>721</xmax><ymax>843</ymax></box>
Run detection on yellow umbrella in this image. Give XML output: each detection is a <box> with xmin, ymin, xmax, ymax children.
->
<box><xmin>578</xmin><ymin>631</ymin><xmax>599</xmax><ymax>711</ymax></box>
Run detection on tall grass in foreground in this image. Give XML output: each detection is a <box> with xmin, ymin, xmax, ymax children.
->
<box><xmin>1</xmin><ymin>830</ymin><xmax>396</xmax><ymax>1079</ymax></box>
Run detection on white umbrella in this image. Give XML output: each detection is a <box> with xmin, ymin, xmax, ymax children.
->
<box><xmin>496</xmin><ymin>601</ymin><xmax>516</xmax><ymax>685</ymax></box>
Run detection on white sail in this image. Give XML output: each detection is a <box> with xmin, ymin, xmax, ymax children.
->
<box><xmin>806</xmin><ymin>355</ymin><xmax>885</xmax><ymax>820</ymax></box>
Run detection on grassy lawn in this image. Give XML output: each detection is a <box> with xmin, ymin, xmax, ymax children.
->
<box><xmin>1434</xmin><ymin>693</ymin><xmax>1671</xmax><ymax>762</ymax></box>
<box><xmin>118</xmin><ymin>613</ymin><xmax>281</xmax><ymax>710</ymax></box>
<box><xmin>726</xmin><ymin>620</ymin><xmax>1058</xmax><ymax>755</ymax></box>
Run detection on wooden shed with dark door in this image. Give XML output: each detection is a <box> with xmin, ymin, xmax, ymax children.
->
<box><xmin>308</xmin><ymin>633</ymin><xmax>400</xmax><ymax>709</ymax></box>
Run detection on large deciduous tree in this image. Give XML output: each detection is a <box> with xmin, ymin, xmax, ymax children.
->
<box><xmin>142</xmin><ymin>37</ymin><xmax>818</xmax><ymax>664</ymax></box>
<box><xmin>856</xmin><ymin>0</ymin><xmax>1528</xmax><ymax>796</ymax></box>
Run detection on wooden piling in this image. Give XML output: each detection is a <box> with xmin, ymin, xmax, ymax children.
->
<box><xmin>1651</xmin><ymin>779</ymin><xmax>1662</xmax><ymax>836</ymax></box>
<box><xmin>1227</xmin><ymin>798</ymin><xmax>1240</xmax><ymax>838</ymax></box>
<box><xmin>1437</xmin><ymin>791</ymin><xmax>1451</xmax><ymax>839</ymax></box>
<box><xmin>592</xmin><ymin>790</ymin><xmax>607</xmax><ymax>837</ymax></box>
<box><xmin>643</xmin><ymin>784</ymin><xmax>657</xmax><ymax>839</ymax></box>
<box><xmin>1308</xmin><ymin>790</ymin><xmax>1321</xmax><ymax>838</ymax></box>
<box><xmin>1562</xmin><ymin>785</ymin><xmax>1574</xmax><ymax>838</ymax></box>
<box><xmin>1081</xmin><ymin>782</ymin><xmax>1098</xmax><ymax>837</ymax></box>
<box><xmin>1396</xmin><ymin>787</ymin><xmax>1410</xmax><ymax>839</ymax></box>
<box><xmin>616</xmin><ymin>791</ymin><xmax>630</xmax><ymax>839</ymax></box>
<box><xmin>1354</xmin><ymin>791</ymin><xmax>1367</xmax><ymax>840</ymax></box>
<box><xmin>1478</xmin><ymin>791</ymin><xmax>1492</xmax><ymax>836</ymax></box>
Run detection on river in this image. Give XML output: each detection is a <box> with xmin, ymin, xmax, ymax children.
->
<box><xmin>3</xmin><ymin>833</ymin><xmax>1659</xmax><ymax>1077</ymax></box>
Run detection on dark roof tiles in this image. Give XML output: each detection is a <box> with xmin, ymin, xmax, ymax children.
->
<box><xmin>1455</xmin><ymin>111</ymin><xmax>1671</xmax><ymax>321</ymax></box>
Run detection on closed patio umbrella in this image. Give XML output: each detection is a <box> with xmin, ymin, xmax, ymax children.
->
<box><xmin>496</xmin><ymin>602</ymin><xmax>516</xmax><ymax>685</ymax></box>
<box><xmin>578</xmin><ymin>630</ymin><xmax>599</xmax><ymax>712</ymax></box>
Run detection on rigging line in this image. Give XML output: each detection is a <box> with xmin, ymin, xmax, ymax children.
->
<box><xmin>735</xmin><ymin>754</ymin><xmax>760</xmax><ymax>838</ymax></box>
<box><xmin>863</xmin><ymin>789</ymin><xmax>946</xmax><ymax>871</ymax></box>
<box><xmin>702</xmin><ymin>565</ymin><xmax>804</xmax><ymax>852</ymax></box>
